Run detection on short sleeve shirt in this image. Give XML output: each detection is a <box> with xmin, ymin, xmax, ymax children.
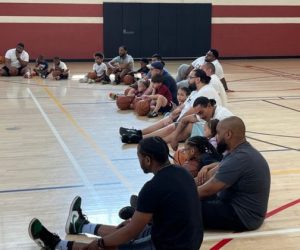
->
<box><xmin>93</xmin><ymin>62</ymin><xmax>107</xmax><ymax>77</ymax></box>
<box><xmin>5</xmin><ymin>48</ymin><xmax>29</xmax><ymax>68</ymax></box>
<box><xmin>215</xmin><ymin>142</ymin><xmax>271</xmax><ymax>230</ymax></box>
<box><xmin>110</xmin><ymin>54</ymin><xmax>134</xmax><ymax>70</ymax></box>
<box><xmin>137</xmin><ymin>165</ymin><xmax>203</xmax><ymax>250</ymax></box>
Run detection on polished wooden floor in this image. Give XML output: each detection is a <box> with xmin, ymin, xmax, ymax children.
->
<box><xmin>0</xmin><ymin>59</ymin><xmax>300</xmax><ymax>249</ymax></box>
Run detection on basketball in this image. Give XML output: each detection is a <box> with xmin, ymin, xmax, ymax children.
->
<box><xmin>173</xmin><ymin>148</ymin><xmax>187</xmax><ymax>166</ymax></box>
<box><xmin>116</xmin><ymin>95</ymin><xmax>134</xmax><ymax>110</ymax></box>
<box><xmin>87</xmin><ymin>72</ymin><xmax>97</xmax><ymax>79</ymax></box>
<box><xmin>0</xmin><ymin>55</ymin><xmax>4</xmax><ymax>64</ymax></box>
<box><xmin>122</xmin><ymin>74</ymin><xmax>134</xmax><ymax>85</ymax></box>
<box><xmin>135</xmin><ymin>99</ymin><xmax>150</xmax><ymax>116</ymax></box>
<box><xmin>183</xmin><ymin>160</ymin><xmax>199</xmax><ymax>177</ymax></box>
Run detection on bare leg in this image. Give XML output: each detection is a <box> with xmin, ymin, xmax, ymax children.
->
<box><xmin>143</xmin><ymin>123</ymin><xmax>176</xmax><ymax>139</ymax></box>
<box><xmin>169</xmin><ymin>122</ymin><xmax>193</xmax><ymax>150</ymax></box>
<box><xmin>142</xmin><ymin>116</ymin><xmax>174</xmax><ymax>135</ymax></box>
<box><xmin>153</xmin><ymin>95</ymin><xmax>167</xmax><ymax>113</ymax></box>
<box><xmin>20</xmin><ymin>66</ymin><xmax>30</xmax><ymax>76</ymax></box>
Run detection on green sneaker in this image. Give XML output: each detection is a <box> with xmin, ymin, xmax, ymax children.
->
<box><xmin>28</xmin><ymin>218</ymin><xmax>61</xmax><ymax>250</ymax></box>
<box><xmin>65</xmin><ymin>196</ymin><xmax>89</xmax><ymax>234</ymax></box>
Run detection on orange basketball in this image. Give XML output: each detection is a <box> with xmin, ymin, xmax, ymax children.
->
<box><xmin>122</xmin><ymin>74</ymin><xmax>134</xmax><ymax>85</ymax></box>
<box><xmin>87</xmin><ymin>72</ymin><xmax>97</xmax><ymax>79</ymax></box>
<box><xmin>173</xmin><ymin>148</ymin><xmax>187</xmax><ymax>166</ymax></box>
<box><xmin>116</xmin><ymin>95</ymin><xmax>134</xmax><ymax>110</ymax></box>
<box><xmin>182</xmin><ymin>160</ymin><xmax>199</xmax><ymax>177</ymax></box>
<box><xmin>0</xmin><ymin>55</ymin><xmax>5</xmax><ymax>64</ymax></box>
<box><xmin>135</xmin><ymin>100</ymin><xmax>150</xmax><ymax>116</ymax></box>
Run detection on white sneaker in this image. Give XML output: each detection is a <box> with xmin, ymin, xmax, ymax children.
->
<box><xmin>88</xmin><ymin>79</ymin><xmax>95</xmax><ymax>84</ymax></box>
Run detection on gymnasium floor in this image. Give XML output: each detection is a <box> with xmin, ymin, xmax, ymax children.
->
<box><xmin>0</xmin><ymin>59</ymin><xmax>300</xmax><ymax>249</ymax></box>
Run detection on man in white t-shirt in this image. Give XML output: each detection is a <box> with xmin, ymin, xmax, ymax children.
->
<box><xmin>107</xmin><ymin>45</ymin><xmax>134</xmax><ymax>84</ymax></box>
<box><xmin>120</xmin><ymin>69</ymin><xmax>221</xmax><ymax>144</ymax></box>
<box><xmin>169</xmin><ymin>96</ymin><xmax>233</xmax><ymax>150</ymax></box>
<box><xmin>201</xmin><ymin>62</ymin><xmax>227</xmax><ymax>107</ymax></box>
<box><xmin>176</xmin><ymin>49</ymin><xmax>232</xmax><ymax>92</ymax></box>
<box><xmin>0</xmin><ymin>43</ymin><xmax>30</xmax><ymax>77</ymax></box>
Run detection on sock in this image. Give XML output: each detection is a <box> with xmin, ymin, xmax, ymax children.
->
<box><xmin>55</xmin><ymin>240</ymin><xmax>69</xmax><ymax>250</ymax></box>
<box><xmin>82</xmin><ymin>223</ymin><xmax>98</xmax><ymax>235</ymax></box>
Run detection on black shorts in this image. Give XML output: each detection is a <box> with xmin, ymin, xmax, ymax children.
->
<box><xmin>1</xmin><ymin>66</ymin><xmax>25</xmax><ymax>76</ymax></box>
<box><xmin>159</xmin><ymin>102</ymin><xmax>173</xmax><ymax>113</ymax></box>
<box><xmin>59</xmin><ymin>73</ymin><xmax>69</xmax><ymax>79</ymax></box>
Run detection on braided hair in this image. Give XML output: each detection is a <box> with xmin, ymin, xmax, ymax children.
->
<box><xmin>138</xmin><ymin>137</ymin><xmax>170</xmax><ymax>164</ymax></box>
<box><xmin>186</xmin><ymin>136</ymin><xmax>222</xmax><ymax>162</ymax></box>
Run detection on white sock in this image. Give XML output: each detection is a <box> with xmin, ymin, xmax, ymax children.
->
<box><xmin>82</xmin><ymin>223</ymin><xmax>97</xmax><ymax>235</ymax></box>
<box><xmin>55</xmin><ymin>240</ymin><xmax>68</xmax><ymax>250</ymax></box>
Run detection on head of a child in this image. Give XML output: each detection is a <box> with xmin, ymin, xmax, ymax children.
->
<box><xmin>177</xmin><ymin>87</ymin><xmax>191</xmax><ymax>105</ymax></box>
<box><xmin>183</xmin><ymin>136</ymin><xmax>210</xmax><ymax>161</ymax></box>
<box><xmin>137</xmin><ymin>79</ymin><xmax>149</xmax><ymax>92</ymax></box>
<box><xmin>151</xmin><ymin>74</ymin><xmax>164</xmax><ymax>90</ymax></box>
<box><xmin>94</xmin><ymin>52</ymin><xmax>104</xmax><ymax>64</ymax></box>
<box><xmin>53</xmin><ymin>57</ymin><xmax>60</xmax><ymax>65</ymax></box>
<box><xmin>204</xmin><ymin>119</ymin><xmax>219</xmax><ymax>139</ymax></box>
<box><xmin>140</xmin><ymin>58</ymin><xmax>149</xmax><ymax>68</ymax></box>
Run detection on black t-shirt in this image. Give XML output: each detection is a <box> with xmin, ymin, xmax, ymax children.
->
<box><xmin>137</xmin><ymin>165</ymin><xmax>203</xmax><ymax>250</ymax></box>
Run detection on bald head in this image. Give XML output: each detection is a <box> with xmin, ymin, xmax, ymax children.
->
<box><xmin>219</xmin><ymin>116</ymin><xmax>246</xmax><ymax>141</ymax></box>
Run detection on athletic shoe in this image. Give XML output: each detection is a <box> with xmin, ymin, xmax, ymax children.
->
<box><xmin>88</xmin><ymin>79</ymin><xmax>95</xmax><ymax>84</ymax></box>
<box><xmin>28</xmin><ymin>218</ymin><xmax>61</xmax><ymax>250</ymax></box>
<box><xmin>118</xmin><ymin>206</ymin><xmax>135</xmax><ymax>220</ymax></box>
<box><xmin>41</xmin><ymin>72</ymin><xmax>50</xmax><ymax>79</ymax></box>
<box><xmin>79</xmin><ymin>77</ymin><xmax>88</xmax><ymax>83</ymax></box>
<box><xmin>121</xmin><ymin>133</ymin><xmax>142</xmax><ymax>144</ymax></box>
<box><xmin>147</xmin><ymin>111</ymin><xmax>159</xmax><ymax>118</ymax></box>
<box><xmin>65</xmin><ymin>196</ymin><xmax>89</xmax><ymax>234</ymax></box>
<box><xmin>119</xmin><ymin>127</ymin><xmax>141</xmax><ymax>136</ymax></box>
<box><xmin>130</xmin><ymin>195</ymin><xmax>138</xmax><ymax>209</ymax></box>
<box><xmin>109</xmin><ymin>92</ymin><xmax>118</xmax><ymax>100</ymax></box>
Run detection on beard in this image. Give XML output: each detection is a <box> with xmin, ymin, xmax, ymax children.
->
<box><xmin>189</xmin><ymin>83</ymin><xmax>196</xmax><ymax>91</ymax></box>
<box><xmin>217</xmin><ymin>139</ymin><xmax>228</xmax><ymax>154</ymax></box>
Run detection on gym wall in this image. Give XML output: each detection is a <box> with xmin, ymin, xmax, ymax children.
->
<box><xmin>0</xmin><ymin>0</ymin><xmax>299</xmax><ymax>59</ymax></box>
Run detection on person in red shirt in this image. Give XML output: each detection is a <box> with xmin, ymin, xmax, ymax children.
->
<box><xmin>146</xmin><ymin>74</ymin><xmax>173</xmax><ymax>118</ymax></box>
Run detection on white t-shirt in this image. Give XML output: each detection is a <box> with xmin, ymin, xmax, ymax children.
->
<box><xmin>191</xmin><ymin>56</ymin><xmax>225</xmax><ymax>79</ymax></box>
<box><xmin>210</xmin><ymin>74</ymin><xmax>227</xmax><ymax>107</ymax></box>
<box><xmin>178</xmin><ymin>84</ymin><xmax>221</xmax><ymax>120</ymax></box>
<box><xmin>54</xmin><ymin>61</ymin><xmax>68</xmax><ymax>71</ymax></box>
<box><xmin>93</xmin><ymin>62</ymin><xmax>107</xmax><ymax>77</ymax></box>
<box><xmin>5</xmin><ymin>48</ymin><xmax>29</xmax><ymax>68</ymax></box>
<box><xmin>196</xmin><ymin>105</ymin><xmax>233</xmax><ymax>122</ymax></box>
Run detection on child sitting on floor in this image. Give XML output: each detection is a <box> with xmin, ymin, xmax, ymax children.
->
<box><xmin>43</xmin><ymin>57</ymin><xmax>69</xmax><ymax>80</ymax></box>
<box><xmin>32</xmin><ymin>55</ymin><xmax>48</xmax><ymax>78</ymax></box>
<box><xmin>79</xmin><ymin>52</ymin><xmax>109</xmax><ymax>84</ymax></box>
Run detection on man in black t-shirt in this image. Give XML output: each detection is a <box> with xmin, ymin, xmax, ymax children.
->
<box><xmin>28</xmin><ymin>137</ymin><xmax>203</xmax><ymax>250</ymax></box>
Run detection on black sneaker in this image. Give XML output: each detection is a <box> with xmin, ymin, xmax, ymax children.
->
<box><xmin>118</xmin><ymin>206</ymin><xmax>135</xmax><ymax>220</ymax></box>
<box><xmin>28</xmin><ymin>218</ymin><xmax>61</xmax><ymax>250</ymax></box>
<box><xmin>121</xmin><ymin>133</ymin><xmax>142</xmax><ymax>144</ymax></box>
<box><xmin>65</xmin><ymin>196</ymin><xmax>90</xmax><ymax>234</ymax></box>
<box><xmin>41</xmin><ymin>72</ymin><xmax>50</xmax><ymax>79</ymax></box>
<box><xmin>119</xmin><ymin>127</ymin><xmax>141</xmax><ymax>136</ymax></box>
<box><xmin>130</xmin><ymin>195</ymin><xmax>138</xmax><ymax>209</ymax></box>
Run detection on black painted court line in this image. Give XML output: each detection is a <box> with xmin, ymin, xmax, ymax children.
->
<box><xmin>246</xmin><ymin>136</ymin><xmax>300</xmax><ymax>152</ymax></box>
<box><xmin>263</xmin><ymin>100</ymin><xmax>300</xmax><ymax>112</ymax></box>
<box><xmin>247</xmin><ymin>131</ymin><xmax>300</xmax><ymax>139</ymax></box>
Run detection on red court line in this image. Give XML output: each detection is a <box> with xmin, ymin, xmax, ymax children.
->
<box><xmin>210</xmin><ymin>198</ymin><xmax>300</xmax><ymax>250</ymax></box>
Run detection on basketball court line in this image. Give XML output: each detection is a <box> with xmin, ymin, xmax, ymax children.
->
<box><xmin>263</xmin><ymin>100</ymin><xmax>300</xmax><ymax>112</ymax></box>
<box><xmin>205</xmin><ymin>227</ymin><xmax>300</xmax><ymax>241</ymax></box>
<box><xmin>247</xmin><ymin>131</ymin><xmax>300</xmax><ymax>139</ymax></box>
<box><xmin>210</xmin><ymin>198</ymin><xmax>300</xmax><ymax>249</ymax></box>
<box><xmin>32</xmin><ymin>79</ymin><xmax>135</xmax><ymax>193</ymax></box>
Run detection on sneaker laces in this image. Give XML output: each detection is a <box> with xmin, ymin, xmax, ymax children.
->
<box><xmin>78</xmin><ymin>208</ymin><xmax>89</xmax><ymax>222</ymax></box>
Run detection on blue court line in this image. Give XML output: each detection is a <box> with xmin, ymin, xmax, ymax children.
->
<box><xmin>0</xmin><ymin>182</ymin><xmax>121</xmax><ymax>194</ymax></box>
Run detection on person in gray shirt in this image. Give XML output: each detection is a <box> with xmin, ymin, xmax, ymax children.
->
<box><xmin>196</xmin><ymin>116</ymin><xmax>271</xmax><ymax>231</ymax></box>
